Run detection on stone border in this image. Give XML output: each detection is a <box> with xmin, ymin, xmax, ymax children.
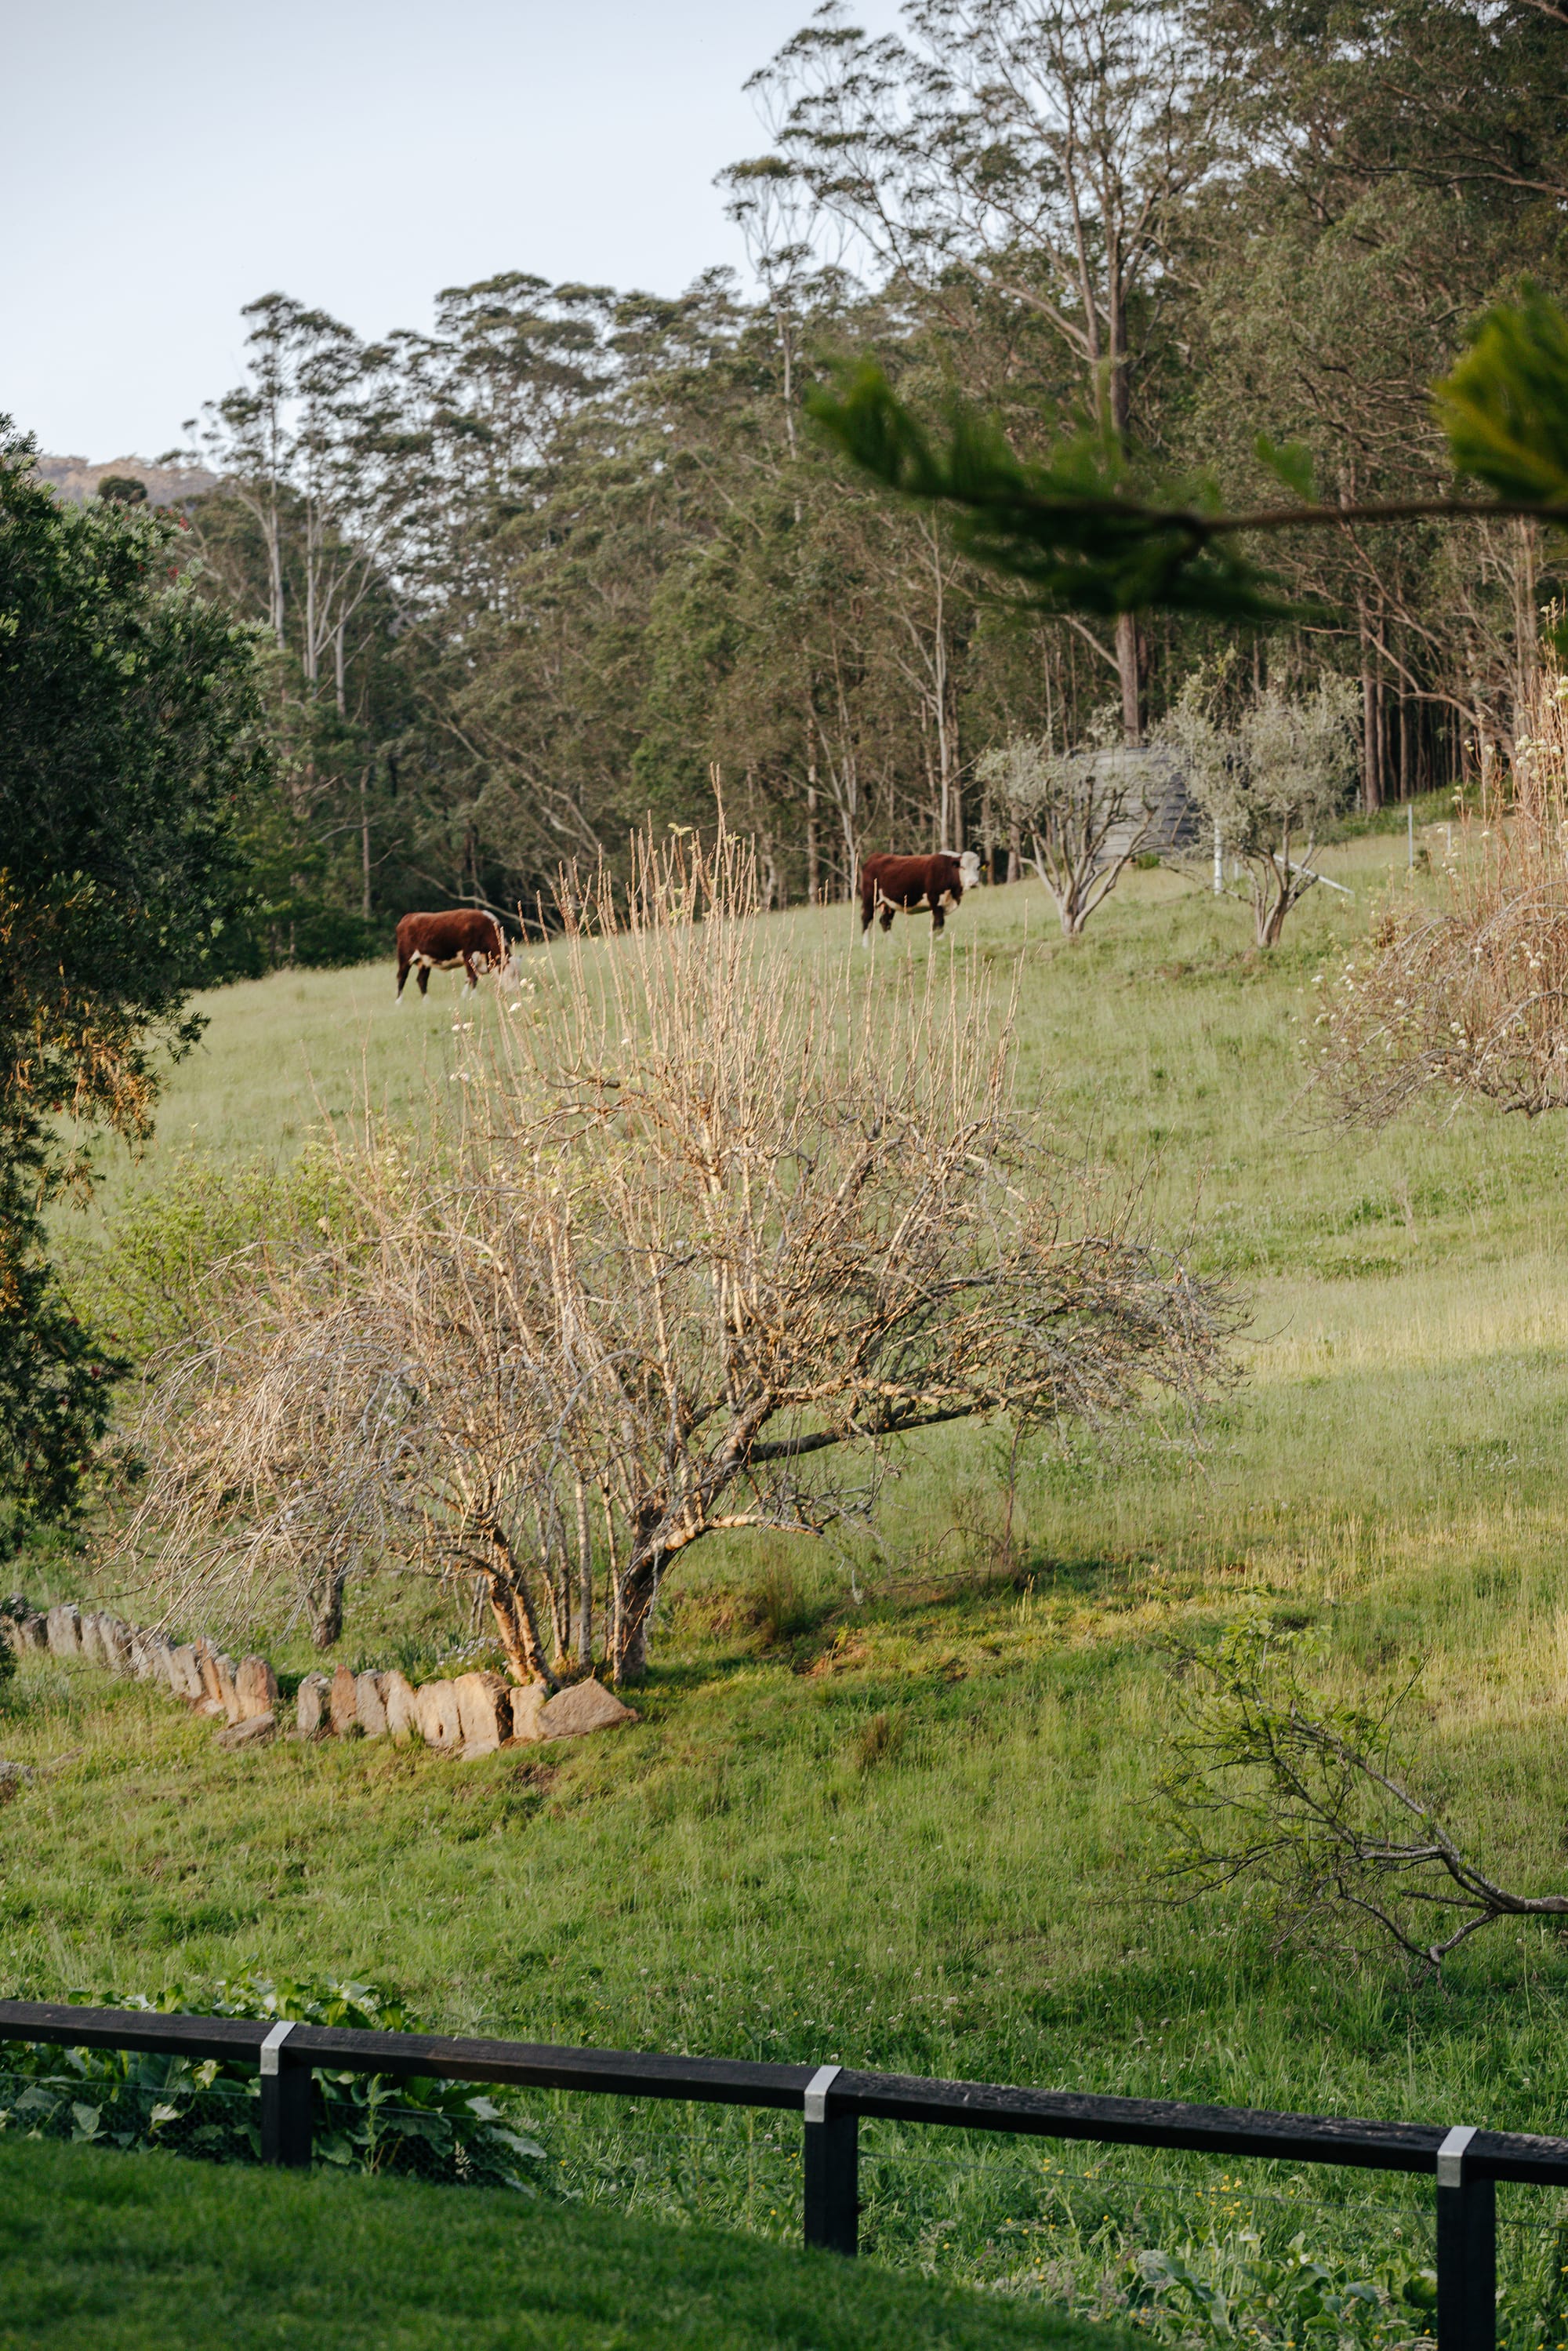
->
<box><xmin>1</xmin><ymin>1600</ymin><xmax>636</xmax><ymax>1759</ymax></box>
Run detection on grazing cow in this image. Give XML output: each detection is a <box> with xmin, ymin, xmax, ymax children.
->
<box><xmin>858</xmin><ymin>850</ymin><xmax>983</xmax><ymax>945</ymax></box>
<box><xmin>395</xmin><ymin>909</ymin><xmax>520</xmax><ymax>997</ymax></box>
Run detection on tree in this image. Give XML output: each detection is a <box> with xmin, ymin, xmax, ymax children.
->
<box><xmin>977</xmin><ymin>720</ymin><xmax>1156</xmax><ymax>932</ymax></box>
<box><xmin>0</xmin><ymin>423</ymin><xmax>268</xmax><ymax>1543</ymax></box>
<box><xmin>1158</xmin><ymin>1616</ymin><xmax>1568</xmax><ymax>1975</ymax></box>
<box><xmin>1323</xmin><ymin>661</ymin><xmax>1568</xmax><ymax>1124</ymax></box>
<box><xmin>123</xmin><ymin>832</ymin><xmax>1237</xmax><ymax>1681</ymax></box>
<box><xmin>753</xmin><ymin>0</ymin><xmax>1228</xmax><ymax>740</ymax></box>
<box><xmin>1164</xmin><ymin>673</ymin><xmax>1358</xmax><ymax>947</ymax></box>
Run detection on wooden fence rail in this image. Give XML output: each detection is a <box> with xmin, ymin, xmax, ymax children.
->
<box><xmin>5</xmin><ymin>1997</ymin><xmax>1565</xmax><ymax>2350</ymax></box>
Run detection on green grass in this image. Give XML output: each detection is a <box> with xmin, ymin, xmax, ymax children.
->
<box><xmin>15</xmin><ymin>833</ymin><xmax>1568</xmax><ymax>2312</ymax></box>
<box><xmin>0</xmin><ymin>2137</ymin><xmax>1109</xmax><ymax>2349</ymax></box>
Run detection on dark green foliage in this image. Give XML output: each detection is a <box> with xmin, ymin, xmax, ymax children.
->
<box><xmin>0</xmin><ymin>420</ymin><xmax>268</xmax><ymax>1536</ymax></box>
<box><xmin>0</xmin><ymin>1973</ymin><xmax>546</xmax><ymax>2189</ymax></box>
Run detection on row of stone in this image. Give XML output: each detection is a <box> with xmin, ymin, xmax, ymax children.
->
<box><xmin>3</xmin><ymin>1600</ymin><xmax>634</xmax><ymax>1758</ymax></box>
<box><xmin>293</xmin><ymin>1662</ymin><xmax>632</xmax><ymax>1757</ymax></box>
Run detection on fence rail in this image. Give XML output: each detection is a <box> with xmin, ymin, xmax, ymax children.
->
<box><xmin>5</xmin><ymin>1997</ymin><xmax>1564</xmax><ymax>2349</ymax></box>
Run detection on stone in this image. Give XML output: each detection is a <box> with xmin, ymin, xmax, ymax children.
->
<box><xmin>296</xmin><ymin>1671</ymin><xmax>332</xmax><ymax>1738</ymax></box>
<box><xmin>539</xmin><ymin>1678</ymin><xmax>637</xmax><ymax>1741</ymax></box>
<box><xmin>382</xmin><ymin>1671</ymin><xmax>419</xmax><ymax>1743</ymax></box>
<box><xmin>509</xmin><ymin>1683</ymin><xmax>551</xmax><ymax>1743</ymax></box>
<box><xmin>235</xmin><ymin>1656</ymin><xmax>278</xmax><ymax>1722</ymax></box>
<box><xmin>13</xmin><ymin>1613</ymin><xmax>46</xmax><ymax>1654</ymax></box>
<box><xmin>354</xmin><ymin>1672</ymin><xmax>389</xmax><ymax>1739</ymax></box>
<box><xmin>328</xmin><ymin>1664</ymin><xmax>359</xmax><ymax>1736</ymax></box>
<box><xmin>214</xmin><ymin>1655</ymin><xmax>243</xmax><ymax>1724</ymax></box>
<box><xmin>132</xmin><ymin>1630</ymin><xmax>176</xmax><ymax>1685</ymax></box>
<box><xmin>79</xmin><ymin>1612</ymin><xmax>111</xmax><ymax>1668</ymax></box>
<box><xmin>194</xmin><ymin>1697</ymin><xmax>227</xmax><ymax>1719</ymax></box>
<box><xmin>45</xmin><ymin>1604</ymin><xmax>82</xmax><ymax>1659</ymax></box>
<box><xmin>215</xmin><ymin>1712</ymin><xmax>275</xmax><ymax>1752</ymax></box>
<box><xmin>195</xmin><ymin>1643</ymin><xmax>224</xmax><ymax>1705</ymax></box>
<box><xmin>100</xmin><ymin>1615</ymin><xmax>135</xmax><ymax>1674</ymax></box>
<box><xmin>414</xmin><ymin>1679</ymin><xmax>463</xmax><ymax>1752</ymax></box>
<box><xmin>168</xmin><ymin>1644</ymin><xmax>205</xmax><ymax>1702</ymax></box>
<box><xmin>453</xmin><ymin>1670</ymin><xmax>510</xmax><ymax>1754</ymax></box>
<box><xmin>0</xmin><ymin>1760</ymin><xmax>34</xmax><ymax>1787</ymax></box>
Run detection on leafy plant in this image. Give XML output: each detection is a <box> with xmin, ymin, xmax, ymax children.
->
<box><xmin>0</xmin><ymin>1972</ymin><xmax>549</xmax><ymax>2191</ymax></box>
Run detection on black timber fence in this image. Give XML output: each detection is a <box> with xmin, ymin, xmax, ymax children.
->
<box><xmin>3</xmin><ymin>1996</ymin><xmax>1565</xmax><ymax>2351</ymax></box>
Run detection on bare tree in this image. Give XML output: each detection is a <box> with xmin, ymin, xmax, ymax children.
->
<box><xmin>1158</xmin><ymin>1618</ymin><xmax>1568</xmax><ymax>1976</ymax></box>
<box><xmin>122</xmin><ymin>831</ymin><xmax>1239</xmax><ymax>1683</ymax></box>
<box><xmin>1323</xmin><ymin>663</ymin><xmax>1568</xmax><ymax>1125</ymax></box>
<box><xmin>978</xmin><ymin>725</ymin><xmax>1156</xmax><ymax>933</ymax></box>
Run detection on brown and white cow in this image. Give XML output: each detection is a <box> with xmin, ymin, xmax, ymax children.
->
<box><xmin>394</xmin><ymin>909</ymin><xmax>521</xmax><ymax>997</ymax></box>
<box><xmin>858</xmin><ymin>850</ymin><xmax>982</xmax><ymax>945</ymax></box>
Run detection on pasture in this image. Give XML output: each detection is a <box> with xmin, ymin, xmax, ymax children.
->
<box><xmin>12</xmin><ymin>823</ymin><xmax>1568</xmax><ymax>2324</ymax></box>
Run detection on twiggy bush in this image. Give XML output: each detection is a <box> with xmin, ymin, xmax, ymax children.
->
<box><xmin>122</xmin><ymin>830</ymin><xmax>1239</xmax><ymax>1686</ymax></box>
<box><xmin>1323</xmin><ymin>666</ymin><xmax>1568</xmax><ymax>1123</ymax></box>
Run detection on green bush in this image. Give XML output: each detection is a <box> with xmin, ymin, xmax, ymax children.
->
<box><xmin>0</xmin><ymin>1973</ymin><xmax>546</xmax><ymax>2192</ymax></box>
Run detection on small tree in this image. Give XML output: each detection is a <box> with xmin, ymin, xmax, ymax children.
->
<box><xmin>1165</xmin><ymin>678</ymin><xmax>1358</xmax><ymax>947</ymax></box>
<box><xmin>124</xmin><ymin>832</ymin><xmax>1239</xmax><ymax>1682</ymax></box>
<box><xmin>1157</xmin><ymin>1618</ymin><xmax>1568</xmax><ymax>1975</ymax></box>
<box><xmin>976</xmin><ymin>726</ymin><xmax>1158</xmax><ymax>936</ymax></box>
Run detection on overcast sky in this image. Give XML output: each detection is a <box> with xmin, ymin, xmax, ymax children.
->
<box><xmin>5</xmin><ymin>0</ymin><xmax>902</xmax><ymax>461</ymax></box>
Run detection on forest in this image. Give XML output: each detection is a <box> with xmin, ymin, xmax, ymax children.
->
<box><xmin>151</xmin><ymin>0</ymin><xmax>1568</xmax><ymax>967</ymax></box>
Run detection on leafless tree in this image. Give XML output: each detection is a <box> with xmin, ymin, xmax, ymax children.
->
<box><xmin>1323</xmin><ymin>665</ymin><xmax>1568</xmax><ymax>1124</ymax></box>
<box><xmin>1158</xmin><ymin>1618</ymin><xmax>1568</xmax><ymax>1975</ymax></box>
<box><xmin>122</xmin><ymin>830</ymin><xmax>1239</xmax><ymax>1684</ymax></box>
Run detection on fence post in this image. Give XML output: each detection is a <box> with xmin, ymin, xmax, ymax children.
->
<box><xmin>259</xmin><ymin>2021</ymin><xmax>312</xmax><ymax>2169</ymax></box>
<box><xmin>802</xmin><ymin>2064</ymin><xmax>858</xmax><ymax>2256</ymax></box>
<box><xmin>1436</xmin><ymin>2124</ymin><xmax>1495</xmax><ymax>2351</ymax></box>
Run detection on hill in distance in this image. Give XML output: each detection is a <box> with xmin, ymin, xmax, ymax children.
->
<box><xmin>31</xmin><ymin>451</ymin><xmax>218</xmax><ymax>507</ymax></box>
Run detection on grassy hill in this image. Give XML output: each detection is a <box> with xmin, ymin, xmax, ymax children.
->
<box><xmin>0</xmin><ymin>2137</ymin><xmax>1117</xmax><ymax>2349</ymax></box>
<box><xmin>10</xmin><ymin>834</ymin><xmax>1568</xmax><ymax>2327</ymax></box>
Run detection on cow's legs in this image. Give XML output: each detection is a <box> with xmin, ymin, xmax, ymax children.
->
<box><xmin>416</xmin><ymin>962</ymin><xmax>431</xmax><ymax>995</ymax></box>
<box><xmin>879</xmin><ymin>903</ymin><xmax>896</xmax><ymax>933</ymax></box>
<box><xmin>461</xmin><ymin>954</ymin><xmax>480</xmax><ymax>994</ymax></box>
<box><xmin>931</xmin><ymin>903</ymin><xmax>947</xmax><ymax>935</ymax></box>
<box><xmin>396</xmin><ymin>954</ymin><xmax>410</xmax><ymax>998</ymax></box>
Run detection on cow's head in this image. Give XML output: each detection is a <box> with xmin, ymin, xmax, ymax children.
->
<box><xmin>958</xmin><ymin>849</ymin><xmax>982</xmax><ymax>891</ymax></box>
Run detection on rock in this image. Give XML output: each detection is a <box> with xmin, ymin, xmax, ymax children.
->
<box><xmin>382</xmin><ymin>1671</ymin><xmax>419</xmax><ymax>1742</ymax></box>
<box><xmin>509</xmin><ymin>1683</ymin><xmax>551</xmax><ymax>1743</ymax></box>
<box><xmin>215</xmin><ymin>1712</ymin><xmax>275</xmax><ymax>1751</ymax></box>
<box><xmin>100</xmin><ymin>1615</ymin><xmax>135</xmax><ymax>1674</ymax></box>
<box><xmin>79</xmin><ymin>1612</ymin><xmax>111</xmax><ymax>1669</ymax></box>
<box><xmin>0</xmin><ymin>1760</ymin><xmax>34</xmax><ymax>1787</ymax></box>
<box><xmin>14</xmin><ymin>1613</ymin><xmax>46</xmax><ymax>1654</ymax></box>
<box><xmin>214</xmin><ymin>1655</ymin><xmax>243</xmax><ymax>1724</ymax></box>
<box><xmin>453</xmin><ymin>1670</ymin><xmax>510</xmax><ymax>1753</ymax></box>
<box><xmin>130</xmin><ymin>1628</ymin><xmax>172</xmax><ymax>1682</ymax></box>
<box><xmin>195</xmin><ymin>1643</ymin><xmax>224</xmax><ymax>1706</ymax></box>
<box><xmin>414</xmin><ymin>1679</ymin><xmax>463</xmax><ymax>1752</ymax></box>
<box><xmin>328</xmin><ymin>1663</ymin><xmax>359</xmax><ymax>1736</ymax></box>
<box><xmin>194</xmin><ymin>1697</ymin><xmax>227</xmax><ymax>1719</ymax></box>
<box><xmin>45</xmin><ymin>1604</ymin><xmax>82</xmax><ymax>1659</ymax></box>
<box><xmin>235</xmin><ymin>1656</ymin><xmax>278</xmax><ymax>1722</ymax></box>
<box><xmin>168</xmin><ymin>1644</ymin><xmax>205</xmax><ymax>1702</ymax></box>
<box><xmin>354</xmin><ymin>1672</ymin><xmax>389</xmax><ymax>1739</ymax></box>
<box><xmin>295</xmin><ymin>1671</ymin><xmax>332</xmax><ymax>1738</ymax></box>
<box><xmin>539</xmin><ymin>1678</ymin><xmax>638</xmax><ymax>1741</ymax></box>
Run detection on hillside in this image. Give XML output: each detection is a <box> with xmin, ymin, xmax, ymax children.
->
<box><xmin>31</xmin><ymin>452</ymin><xmax>217</xmax><ymax>507</ymax></box>
<box><xmin>14</xmin><ymin>844</ymin><xmax>1568</xmax><ymax>2322</ymax></box>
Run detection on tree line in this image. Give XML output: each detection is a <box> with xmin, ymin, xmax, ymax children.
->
<box><xmin>152</xmin><ymin>0</ymin><xmax>1565</xmax><ymax>959</ymax></box>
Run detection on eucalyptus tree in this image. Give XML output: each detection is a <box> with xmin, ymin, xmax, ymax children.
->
<box><xmin>751</xmin><ymin>0</ymin><xmax>1229</xmax><ymax>741</ymax></box>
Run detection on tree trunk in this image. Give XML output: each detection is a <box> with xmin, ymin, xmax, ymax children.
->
<box><xmin>575</xmin><ymin>1475</ymin><xmax>593</xmax><ymax>1668</ymax></box>
<box><xmin>1116</xmin><ymin>612</ymin><xmax>1142</xmax><ymax>744</ymax></box>
<box><xmin>308</xmin><ymin>1550</ymin><xmax>349</xmax><ymax>1648</ymax></box>
<box><xmin>610</xmin><ymin>1551</ymin><xmax>662</xmax><ymax>1685</ymax></box>
<box><xmin>360</xmin><ymin>767</ymin><xmax>372</xmax><ymax>921</ymax></box>
<box><xmin>485</xmin><ymin>1538</ymin><xmax>558</xmax><ymax>1688</ymax></box>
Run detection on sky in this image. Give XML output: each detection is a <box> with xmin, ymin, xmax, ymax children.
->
<box><xmin>4</xmin><ymin>0</ymin><xmax>902</xmax><ymax>461</ymax></box>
